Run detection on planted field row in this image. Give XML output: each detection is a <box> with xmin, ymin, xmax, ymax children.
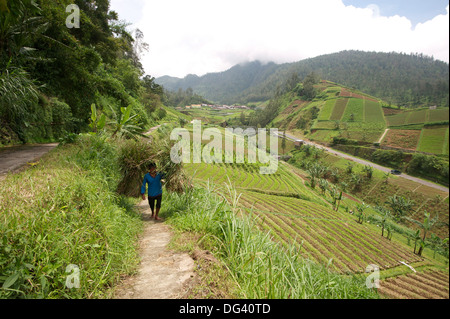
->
<box><xmin>239</xmin><ymin>190</ymin><xmax>422</xmax><ymax>274</ymax></box>
<box><xmin>416</xmin><ymin>126</ymin><xmax>449</xmax><ymax>155</ymax></box>
<box><xmin>329</xmin><ymin>99</ymin><xmax>348</xmax><ymax>121</ymax></box>
<box><xmin>184</xmin><ymin>162</ymin><xmax>312</xmax><ymax>198</ymax></box>
<box><xmin>341</xmin><ymin>98</ymin><xmax>364</xmax><ymax>122</ymax></box>
<box><xmin>385</xmin><ymin>108</ymin><xmax>449</xmax><ymax>127</ymax></box>
<box><xmin>317</xmin><ymin>99</ymin><xmax>336</xmax><ymax>121</ymax></box>
<box><xmin>319</xmin><ymin>98</ymin><xmax>384</xmax><ymax>123</ymax></box>
<box><xmin>379</xmin><ymin>270</ymin><xmax>449</xmax><ymax>299</ymax></box>
<box><xmin>339</xmin><ymin>89</ymin><xmax>378</xmax><ymax>102</ymax></box>
<box><xmin>364</xmin><ymin>100</ymin><xmax>386</xmax><ymax>123</ymax></box>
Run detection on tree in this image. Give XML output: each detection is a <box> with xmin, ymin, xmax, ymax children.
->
<box><xmin>386</xmin><ymin>195</ymin><xmax>415</xmax><ymax>221</ymax></box>
<box><xmin>350</xmin><ymin>173</ymin><xmax>363</xmax><ymax>191</ymax></box>
<box><xmin>355</xmin><ymin>202</ymin><xmax>368</xmax><ymax>224</ymax></box>
<box><xmin>281</xmin><ymin>130</ymin><xmax>286</xmax><ymax>155</ymax></box>
<box><xmin>406</xmin><ymin>212</ymin><xmax>441</xmax><ymax>256</ymax></box>
<box><xmin>318</xmin><ymin>178</ymin><xmax>328</xmax><ymax>195</ymax></box>
<box><xmin>307</xmin><ymin>162</ymin><xmax>326</xmax><ymax>189</ymax></box>
<box><xmin>380</xmin><ymin>210</ymin><xmax>392</xmax><ymax>238</ymax></box>
<box><xmin>363</xmin><ymin>165</ymin><xmax>373</xmax><ymax>179</ymax></box>
<box><xmin>240</xmin><ymin>111</ymin><xmax>246</xmax><ymax>126</ymax></box>
<box><xmin>328</xmin><ymin>184</ymin><xmax>343</xmax><ymax>211</ymax></box>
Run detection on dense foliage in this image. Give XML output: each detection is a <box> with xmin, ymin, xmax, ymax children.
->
<box><xmin>0</xmin><ymin>0</ymin><xmax>163</xmax><ymax>145</ymax></box>
<box><xmin>157</xmin><ymin>51</ymin><xmax>449</xmax><ymax>107</ymax></box>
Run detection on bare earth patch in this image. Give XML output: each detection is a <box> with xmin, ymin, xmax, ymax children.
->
<box><xmin>381</xmin><ymin>129</ymin><xmax>421</xmax><ymax>150</ymax></box>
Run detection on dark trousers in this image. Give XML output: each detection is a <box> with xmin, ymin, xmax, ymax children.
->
<box><xmin>148</xmin><ymin>194</ymin><xmax>162</xmax><ymax>213</ymax></box>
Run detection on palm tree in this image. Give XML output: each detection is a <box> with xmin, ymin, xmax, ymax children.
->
<box><xmin>383</xmin><ymin>172</ymin><xmax>390</xmax><ymax>184</ymax></box>
<box><xmin>109</xmin><ymin>104</ymin><xmax>147</xmax><ymax>139</ymax></box>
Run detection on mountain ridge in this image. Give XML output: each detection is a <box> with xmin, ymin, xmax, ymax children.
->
<box><xmin>156</xmin><ymin>50</ymin><xmax>449</xmax><ymax>107</ymax></box>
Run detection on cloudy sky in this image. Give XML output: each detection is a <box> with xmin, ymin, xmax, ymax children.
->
<box><xmin>109</xmin><ymin>0</ymin><xmax>449</xmax><ymax>78</ymax></box>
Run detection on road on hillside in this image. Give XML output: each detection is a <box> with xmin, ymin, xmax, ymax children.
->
<box><xmin>0</xmin><ymin>143</ymin><xmax>59</xmax><ymax>177</ymax></box>
<box><xmin>0</xmin><ymin>124</ymin><xmax>164</xmax><ymax>178</ymax></box>
<box><xmin>273</xmin><ymin>131</ymin><xmax>449</xmax><ymax>194</ymax></box>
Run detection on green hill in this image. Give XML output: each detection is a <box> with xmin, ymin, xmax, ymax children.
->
<box><xmin>269</xmin><ymin>80</ymin><xmax>387</xmax><ymax>144</ymax></box>
<box><xmin>156</xmin><ymin>50</ymin><xmax>449</xmax><ymax>108</ymax></box>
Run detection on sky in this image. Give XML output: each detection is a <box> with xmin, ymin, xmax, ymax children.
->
<box><xmin>109</xmin><ymin>0</ymin><xmax>449</xmax><ymax>78</ymax></box>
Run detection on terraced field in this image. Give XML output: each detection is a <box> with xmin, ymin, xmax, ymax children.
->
<box><xmin>385</xmin><ymin>108</ymin><xmax>449</xmax><ymax>127</ymax></box>
<box><xmin>183</xmin><ymin>120</ymin><xmax>449</xmax><ymax>299</ymax></box>
<box><xmin>313</xmin><ymin>88</ymin><xmax>386</xmax><ymax>144</ymax></box>
<box><xmin>379</xmin><ymin>269</ymin><xmax>449</xmax><ymax>299</ymax></box>
<box><xmin>417</xmin><ymin>125</ymin><xmax>449</xmax><ymax>155</ymax></box>
<box><xmin>239</xmin><ymin>190</ymin><xmax>423</xmax><ymax>274</ymax></box>
<box><xmin>185</xmin><ymin>161</ymin><xmax>311</xmax><ymax>199</ymax></box>
<box><xmin>185</xmin><ymin>161</ymin><xmax>429</xmax><ymax>274</ymax></box>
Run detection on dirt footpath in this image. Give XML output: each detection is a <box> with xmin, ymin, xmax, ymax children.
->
<box><xmin>114</xmin><ymin>200</ymin><xmax>195</xmax><ymax>299</ymax></box>
<box><xmin>0</xmin><ymin>143</ymin><xmax>59</xmax><ymax>177</ymax></box>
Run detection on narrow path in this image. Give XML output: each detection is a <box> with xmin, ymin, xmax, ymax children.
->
<box><xmin>114</xmin><ymin>200</ymin><xmax>195</xmax><ymax>299</ymax></box>
<box><xmin>377</xmin><ymin>128</ymin><xmax>389</xmax><ymax>144</ymax></box>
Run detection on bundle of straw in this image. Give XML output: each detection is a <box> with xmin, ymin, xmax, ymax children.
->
<box><xmin>116</xmin><ymin>134</ymin><xmax>189</xmax><ymax>197</ymax></box>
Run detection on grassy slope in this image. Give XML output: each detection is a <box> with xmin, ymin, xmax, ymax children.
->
<box><xmin>272</xmin><ymin>81</ymin><xmax>387</xmax><ymax>144</ymax></box>
<box><xmin>0</xmin><ymin>134</ymin><xmax>143</xmax><ymax>298</ymax></box>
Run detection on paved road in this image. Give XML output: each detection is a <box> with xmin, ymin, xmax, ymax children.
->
<box><xmin>0</xmin><ymin>143</ymin><xmax>59</xmax><ymax>176</ymax></box>
<box><xmin>0</xmin><ymin>124</ymin><xmax>163</xmax><ymax>178</ymax></box>
<box><xmin>273</xmin><ymin>132</ymin><xmax>449</xmax><ymax>194</ymax></box>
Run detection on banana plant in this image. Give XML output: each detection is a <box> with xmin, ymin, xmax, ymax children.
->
<box><xmin>355</xmin><ymin>202</ymin><xmax>368</xmax><ymax>224</ymax></box>
<box><xmin>88</xmin><ymin>103</ymin><xmax>106</xmax><ymax>133</ymax></box>
<box><xmin>109</xmin><ymin>104</ymin><xmax>146</xmax><ymax>139</ymax></box>
<box><xmin>407</xmin><ymin>212</ymin><xmax>441</xmax><ymax>256</ymax></box>
<box><xmin>380</xmin><ymin>210</ymin><xmax>392</xmax><ymax>238</ymax></box>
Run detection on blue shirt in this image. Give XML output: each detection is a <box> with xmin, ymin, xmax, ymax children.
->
<box><xmin>141</xmin><ymin>173</ymin><xmax>164</xmax><ymax>197</ymax></box>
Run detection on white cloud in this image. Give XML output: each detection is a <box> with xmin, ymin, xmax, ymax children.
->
<box><xmin>133</xmin><ymin>0</ymin><xmax>449</xmax><ymax>77</ymax></box>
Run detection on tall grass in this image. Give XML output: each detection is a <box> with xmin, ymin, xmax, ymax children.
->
<box><xmin>162</xmin><ymin>182</ymin><xmax>379</xmax><ymax>299</ymax></box>
<box><xmin>0</xmin><ymin>134</ymin><xmax>143</xmax><ymax>298</ymax></box>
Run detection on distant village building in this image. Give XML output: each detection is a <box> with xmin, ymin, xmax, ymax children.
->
<box><xmin>191</xmin><ymin>104</ymin><xmax>202</xmax><ymax>109</ymax></box>
<box><xmin>429</xmin><ymin>105</ymin><xmax>437</xmax><ymax>110</ymax></box>
<box><xmin>294</xmin><ymin>140</ymin><xmax>304</xmax><ymax>149</ymax></box>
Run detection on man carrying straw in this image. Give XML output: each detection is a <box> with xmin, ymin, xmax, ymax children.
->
<box><xmin>141</xmin><ymin>163</ymin><xmax>165</xmax><ymax>220</ymax></box>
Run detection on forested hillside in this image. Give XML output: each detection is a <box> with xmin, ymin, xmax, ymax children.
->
<box><xmin>0</xmin><ymin>0</ymin><xmax>164</xmax><ymax>145</ymax></box>
<box><xmin>157</xmin><ymin>51</ymin><xmax>449</xmax><ymax>108</ymax></box>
